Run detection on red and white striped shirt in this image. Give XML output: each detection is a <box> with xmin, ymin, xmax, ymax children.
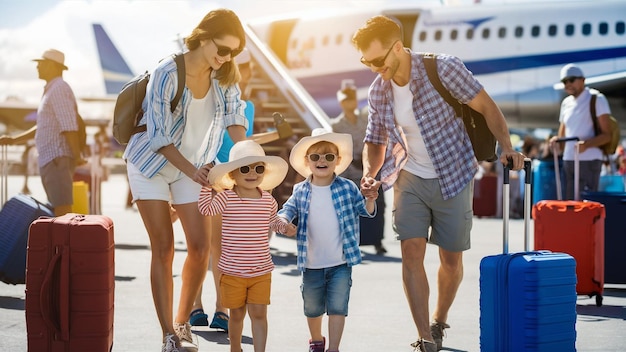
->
<box><xmin>198</xmin><ymin>187</ymin><xmax>288</xmax><ymax>278</ymax></box>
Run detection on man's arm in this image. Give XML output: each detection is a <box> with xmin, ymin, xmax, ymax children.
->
<box><xmin>361</xmin><ymin>142</ymin><xmax>386</xmax><ymax>197</ymax></box>
<box><xmin>0</xmin><ymin>125</ymin><xmax>36</xmax><ymax>145</ymax></box>
<box><xmin>467</xmin><ymin>89</ymin><xmax>525</xmax><ymax>169</ymax></box>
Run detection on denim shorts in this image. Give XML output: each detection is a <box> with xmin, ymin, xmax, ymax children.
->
<box><xmin>301</xmin><ymin>263</ymin><xmax>352</xmax><ymax>317</ymax></box>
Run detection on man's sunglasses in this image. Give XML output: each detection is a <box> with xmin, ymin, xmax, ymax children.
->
<box><xmin>561</xmin><ymin>77</ymin><xmax>581</xmax><ymax>84</ymax></box>
<box><xmin>307</xmin><ymin>153</ymin><xmax>337</xmax><ymax>162</ymax></box>
<box><xmin>360</xmin><ymin>40</ymin><xmax>398</xmax><ymax>68</ymax></box>
<box><xmin>211</xmin><ymin>38</ymin><xmax>242</xmax><ymax>58</ymax></box>
<box><xmin>239</xmin><ymin>165</ymin><xmax>265</xmax><ymax>174</ymax></box>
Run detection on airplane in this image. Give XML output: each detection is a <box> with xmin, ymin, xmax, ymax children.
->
<box><xmin>247</xmin><ymin>0</ymin><xmax>626</xmax><ymax>131</ymax></box>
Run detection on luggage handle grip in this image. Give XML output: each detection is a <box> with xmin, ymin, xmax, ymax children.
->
<box><xmin>39</xmin><ymin>245</ymin><xmax>71</xmax><ymax>341</ymax></box>
<box><xmin>502</xmin><ymin>158</ymin><xmax>532</xmax><ymax>254</ymax></box>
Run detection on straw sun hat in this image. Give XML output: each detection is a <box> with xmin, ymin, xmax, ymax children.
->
<box><xmin>289</xmin><ymin>128</ymin><xmax>353</xmax><ymax>178</ymax></box>
<box><xmin>208</xmin><ymin>140</ymin><xmax>288</xmax><ymax>192</ymax></box>
<box><xmin>32</xmin><ymin>48</ymin><xmax>68</xmax><ymax>70</ymax></box>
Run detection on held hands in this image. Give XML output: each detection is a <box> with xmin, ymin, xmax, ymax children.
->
<box><xmin>280</xmin><ymin>219</ymin><xmax>297</xmax><ymax>237</ymax></box>
<box><xmin>194</xmin><ymin>163</ymin><xmax>214</xmax><ymax>187</ymax></box>
<box><xmin>360</xmin><ymin>176</ymin><xmax>380</xmax><ymax>199</ymax></box>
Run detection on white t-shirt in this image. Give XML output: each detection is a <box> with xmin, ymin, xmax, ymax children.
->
<box><xmin>180</xmin><ymin>87</ymin><xmax>215</xmax><ymax>163</ymax></box>
<box><xmin>392</xmin><ymin>80</ymin><xmax>438</xmax><ymax>178</ymax></box>
<box><xmin>305</xmin><ymin>184</ymin><xmax>345</xmax><ymax>269</ymax></box>
<box><xmin>560</xmin><ymin>88</ymin><xmax>610</xmax><ymax>161</ymax></box>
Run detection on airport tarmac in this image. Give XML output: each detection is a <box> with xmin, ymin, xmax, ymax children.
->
<box><xmin>1</xmin><ymin>173</ymin><xmax>625</xmax><ymax>351</ymax></box>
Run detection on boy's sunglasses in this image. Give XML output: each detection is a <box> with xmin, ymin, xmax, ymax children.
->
<box><xmin>307</xmin><ymin>153</ymin><xmax>337</xmax><ymax>162</ymax></box>
<box><xmin>239</xmin><ymin>165</ymin><xmax>265</xmax><ymax>174</ymax></box>
<box><xmin>360</xmin><ymin>40</ymin><xmax>398</xmax><ymax>68</ymax></box>
<box><xmin>211</xmin><ymin>38</ymin><xmax>242</xmax><ymax>58</ymax></box>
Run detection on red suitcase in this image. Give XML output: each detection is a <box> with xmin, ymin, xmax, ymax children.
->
<box><xmin>25</xmin><ymin>213</ymin><xmax>115</xmax><ymax>351</ymax></box>
<box><xmin>472</xmin><ymin>174</ymin><xmax>497</xmax><ymax>217</ymax></box>
<box><xmin>532</xmin><ymin>200</ymin><xmax>605</xmax><ymax>306</ymax></box>
<box><xmin>532</xmin><ymin>137</ymin><xmax>605</xmax><ymax>306</ymax></box>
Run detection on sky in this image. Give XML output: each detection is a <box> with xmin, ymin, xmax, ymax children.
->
<box><xmin>0</xmin><ymin>0</ymin><xmax>569</xmax><ymax>107</ymax></box>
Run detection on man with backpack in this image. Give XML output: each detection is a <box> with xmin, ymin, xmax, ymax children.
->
<box><xmin>0</xmin><ymin>49</ymin><xmax>83</xmax><ymax>216</ymax></box>
<box><xmin>549</xmin><ymin>63</ymin><xmax>613</xmax><ymax>199</ymax></box>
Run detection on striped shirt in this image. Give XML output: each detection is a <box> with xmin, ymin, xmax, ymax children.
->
<box><xmin>365</xmin><ymin>51</ymin><xmax>481</xmax><ymax>200</ymax></box>
<box><xmin>198</xmin><ymin>187</ymin><xmax>288</xmax><ymax>278</ymax></box>
<box><xmin>124</xmin><ymin>55</ymin><xmax>249</xmax><ymax>178</ymax></box>
<box><xmin>278</xmin><ymin>175</ymin><xmax>374</xmax><ymax>272</ymax></box>
<box><xmin>35</xmin><ymin>77</ymin><xmax>78</xmax><ymax>167</ymax></box>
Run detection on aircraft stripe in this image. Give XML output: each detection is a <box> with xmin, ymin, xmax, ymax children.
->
<box><xmin>466</xmin><ymin>46</ymin><xmax>626</xmax><ymax>75</ymax></box>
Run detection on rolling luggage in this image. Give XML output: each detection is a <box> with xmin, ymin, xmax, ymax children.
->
<box><xmin>533</xmin><ymin>137</ymin><xmax>605</xmax><ymax>305</ymax></box>
<box><xmin>479</xmin><ymin>159</ymin><xmax>577</xmax><ymax>352</ymax></box>
<box><xmin>25</xmin><ymin>213</ymin><xmax>114</xmax><ymax>352</ymax></box>
<box><xmin>473</xmin><ymin>174</ymin><xmax>497</xmax><ymax>217</ymax></box>
<box><xmin>582</xmin><ymin>191</ymin><xmax>626</xmax><ymax>284</ymax></box>
<box><xmin>0</xmin><ymin>194</ymin><xmax>53</xmax><ymax>284</ymax></box>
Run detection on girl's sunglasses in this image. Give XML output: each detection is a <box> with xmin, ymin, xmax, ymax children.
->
<box><xmin>212</xmin><ymin>38</ymin><xmax>242</xmax><ymax>57</ymax></box>
<box><xmin>239</xmin><ymin>165</ymin><xmax>265</xmax><ymax>174</ymax></box>
<box><xmin>307</xmin><ymin>153</ymin><xmax>337</xmax><ymax>162</ymax></box>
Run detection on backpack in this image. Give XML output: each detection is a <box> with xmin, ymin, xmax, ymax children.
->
<box><xmin>113</xmin><ymin>53</ymin><xmax>185</xmax><ymax>145</ymax></box>
<box><xmin>423</xmin><ymin>53</ymin><xmax>498</xmax><ymax>162</ymax></box>
<box><xmin>590</xmin><ymin>93</ymin><xmax>620</xmax><ymax>156</ymax></box>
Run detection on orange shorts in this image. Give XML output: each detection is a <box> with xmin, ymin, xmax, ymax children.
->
<box><xmin>220</xmin><ymin>273</ymin><xmax>272</xmax><ymax>308</ymax></box>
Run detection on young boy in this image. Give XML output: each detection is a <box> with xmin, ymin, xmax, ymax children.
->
<box><xmin>278</xmin><ymin>128</ymin><xmax>377</xmax><ymax>352</ymax></box>
<box><xmin>198</xmin><ymin>140</ymin><xmax>294</xmax><ymax>352</ymax></box>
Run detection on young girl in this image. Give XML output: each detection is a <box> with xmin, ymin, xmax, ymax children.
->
<box><xmin>198</xmin><ymin>140</ymin><xmax>293</xmax><ymax>352</ymax></box>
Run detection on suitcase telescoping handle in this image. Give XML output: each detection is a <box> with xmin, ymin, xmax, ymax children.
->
<box><xmin>552</xmin><ymin>137</ymin><xmax>580</xmax><ymax>200</ymax></box>
<box><xmin>502</xmin><ymin>158</ymin><xmax>532</xmax><ymax>254</ymax></box>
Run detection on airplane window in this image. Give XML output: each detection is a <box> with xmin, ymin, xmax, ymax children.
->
<box><xmin>498</xmin><ymin>27</ymin><xmax>506</xmax><ymax>38</ymax></box>
<box><xmin>466</xmin><ymin>28</ymin><xmax>474</xmax><ymax>40</ymax></box>
<box><xmin>435</xmin><ymin>30</ymin><xmax>442</xmax><ymax>41</ymax></box>
<box><xmin>450</xmin><ymin>29</ymin><xmax>458</xmax><ymax>40</ymax></box>
<box><xmin>335</xmin><ymin>34</ymin><xmax>342</xmax><ymax>45</ymax></box>
<box><xmin>482</xmin><ymin>28</ymin><xmax>490</xmax><ymax>39</ymax></box>
<box><xmin>565</xmin><ymin>24</ymin><xmax>575</xmax><ymax>36</ymax></box>
<box><xmin>515</xmin><ymin>26</ymin><xmax>523</xmax><ymax>38</ymax></box>
<box><xmin>322</xmin><ymin>35</ymin><xmax>329</xmax><ymax>46</ymax></box>
<box><xmin>548</xmin><ymin>25</ymin><xmax>557</xmax><ymax>36</ymax></box>
<box><xmin>419</xmin><ymin>31</ymin><xmax>427</xmax><ymax>42</ymax></box>
<box><xmin>582</xmin><ymin>23</ymin><xmax>592</xmax><ymax>35</ymax></box>
<box><xmin>599</xmin><ymin>22</ymin><xmax>608</xmax><ymax>35</ymax></box>
<box><xmin>531</xmin><ymin>25</ymin><xmax>540</xmax><ymax>37</ymax></box>
<box><xmin>617</xmin><ymin>21</ymin><xmax>625</xmax><ymax>34</ymax></box>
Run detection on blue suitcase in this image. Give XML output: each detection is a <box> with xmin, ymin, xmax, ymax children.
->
<box><xmin>0</xmin><ymin>194</ymin><xmax>54</xmax><ymax>284</ymax></box>
<box><xmin>480</xmin><ymin>160</ymin><xmax>577</xmax><ymax>352</ymax></box>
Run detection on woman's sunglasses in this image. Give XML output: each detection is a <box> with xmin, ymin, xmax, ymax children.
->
<box><xmin>211</xmin><ymin>38</ymin><xmax>242</xmax><ymax>58</ymax></box>
<box><xmin>307</xmin><ymin>153</ymin><xmax>337</xmax><ymax>162</ymax></box>
<box><xmin>239</xmin><ymin>165</ymin><xmax>265</xmax><ymax>174</ymax></box>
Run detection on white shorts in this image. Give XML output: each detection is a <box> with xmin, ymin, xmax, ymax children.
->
<box><xmin>127</xmin><ymin>162</ymin><xmax>201</xmax><ymax>205</ymax></box>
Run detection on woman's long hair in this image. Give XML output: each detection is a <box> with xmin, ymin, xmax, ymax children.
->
<box><xmin>185</xmin><ymin>8</ymin><xmax>246</xmax><ymax>87</ymax></box>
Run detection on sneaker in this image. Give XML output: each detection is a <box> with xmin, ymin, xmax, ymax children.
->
<box><xmin>308</xmin><ymin>337</ymin><xmax>325</xmax><ymax>352</ymax></box>
<box><xmin>209</xmin><ymin>311</ymin><xmax>229</xmax><ymax>332</ymax></box>
<box><xmin>410</xmin><ymin>338</ymin><xmax>437</xmax><ymax>352</ymax></box>
<box><xmin>174</xmin><ymin>322</ymin><xmax>197</xmax><ymax>352</ymax></box>
<box><xmin>430</xmin><ymin>321</ymin><xmax>450</xmax><ymax>350</ymax></box>
<box><xmin>189</xmin><ymin>308</ymin><xmax>209</xmax><ymax>326</ymax></box>
<box><xmin>162</xmin><ymin>333</ymin><xmax>181</xmax><ymax>352</ymax></box>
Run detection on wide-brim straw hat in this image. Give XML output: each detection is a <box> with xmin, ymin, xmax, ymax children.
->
<box><xmin>289</xmin><ymin>128</ymin><xmax>353</xmax><ymax>178</ymax></box>
<box><xmin>209</xmin><ymin>140</ymin><xmax>288</xmax><ymax>192</ymax></box>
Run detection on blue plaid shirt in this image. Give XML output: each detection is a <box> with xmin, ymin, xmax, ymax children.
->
<box><xmin>365</xmin><ymin>51</ymin><xmax>481</xmax><ymax>200</ymax></box>
<box><xmin>278</xmin><ymin>175</ymin><xmax>375</xmax><ymax>272</ymax></box>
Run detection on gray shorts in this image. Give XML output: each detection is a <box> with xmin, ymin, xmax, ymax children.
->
<box><xmin>40</xmin><ymin>156</ymin><xmax>75</xmax><ymax>207</ymax></box>
<box><xmin>392</xmin><ymin>170</ymin><xmax>472</xmax><ymax>252</ymax></box>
